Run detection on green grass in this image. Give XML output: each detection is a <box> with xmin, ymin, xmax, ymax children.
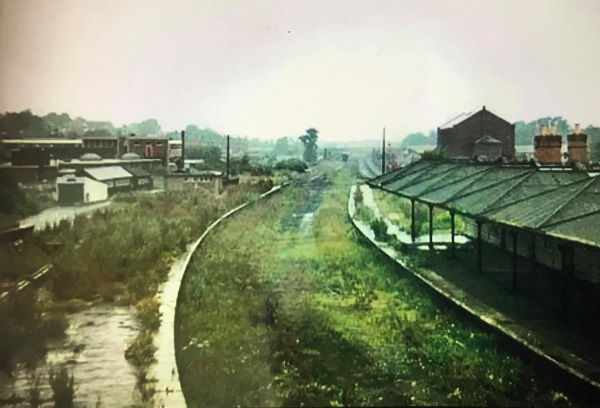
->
<box><xmin>0</xmin><ymin>179</ymin><xmax>274</xmax><ymax>401</ymax></box>
<box><xmin>175</xmin><ymin>162</ymin><xmax>574</xmax><ymax>407</ymax></box>
<box><xmin>372</xmin><ymin>189</ymin><xmax>467</xmax><ymax>236</ymax></box>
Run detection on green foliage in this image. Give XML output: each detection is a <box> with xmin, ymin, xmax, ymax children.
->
<box><xmin>27</xmin><ymin>369</ymin><xmax>42</xmax><ymax>408</ymax></box>
<box><xmin>272</xmin><ymin>136</ymin><xmax>303</xmax><ymax>157</ymax></box>
<box><xmin>175</xmin><ymin>163</ymin><xmax>569</xmax><ymax>406</ymax></box>
<box><xmin>185</xmin><ymin>145</ymin><xmax>221</xmax><ymax>164</ymax></box>
<box><xmin>0</xmin><ymin>291</ymin><xmax>67</xmax><ymax>375</ymax></box>
<box><xmin>48</xmin><ymin>365</ymin><xmax>75</xmax><ymax>408</ymax></box>
<box><xmin>0</xmin><ymin>171</ymin><xmax>39</xmax><ymax>216</ymax></box>
<box><xmin>353</xmin><ymin>187</ymin><xmax>363</xmax><ymax>205</ymax></box>
<box><xmin>135</xmin><ymin>297</ymin><xmax>162</xmax><ymax>332</ymax></box>
<box><xmin>401</xmin><ymin>132</ymin><xmax>433</xmax><ymax>147</ymax></box>
<box><xmin>515</xmin><ymin>117</ymin><xmax>571</xmax><ymax>146</ymax></box>
<box><xmin>121</xmin><ymin>118</ymin><xmax>161</xmax><ymax>135</ymax></box>
<box><xmin>274</xmin><ymin>158</ymin><xmax>308</xmax><ymax>173</ymax></box>
<box><xmin>125</xmin><ymin>330</ymin><xmax>157</xmax><ymax>369</ymax></box>
<box><xmin>369</xmin><ymin>217</ymin><xmax>388</xmax><ymax>241</ymax></box>
<box><xmin>421</xmin><ymin>150</ymin><xmax>446</xmax><ymax>162</ymax></box>
<box><xmin>299</xmin><ymin>128</ymin><xmax>319</xmax><ymax>164</ymax></box>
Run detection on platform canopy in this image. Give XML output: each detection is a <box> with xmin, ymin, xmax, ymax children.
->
<box><xmin>367</xmin><ymin>160</ymin><xmax>600</xmax><ymax>249</ymax></box>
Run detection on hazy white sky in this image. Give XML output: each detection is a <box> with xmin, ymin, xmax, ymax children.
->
<box><xmin>1</xmin><ymin>0</ymin><xmax>599</xmax><ymax>141</ymax></box>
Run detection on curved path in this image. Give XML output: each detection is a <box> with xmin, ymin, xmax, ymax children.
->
<box><xmin>150</xmin><ymin>182</ymin><xmax>290</xmax><ymax>407</ymax></box>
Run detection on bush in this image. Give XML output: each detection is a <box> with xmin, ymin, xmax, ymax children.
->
<box><xmin>135</xmin><ymin>297</ymin><xmax>161</xmax><ymax>332</ymax></box>
<box><xmin>48</xmin><ymin>365</ymin><xmax>75</xmax><ymax>408</ymax></box>
<box><xmin>125</xmin><ymin>330</ymin><xmax>157</xmax><ymax>369</ymax></box>
<box><xmin>274</xmin><ymin>158</ymin><xmax>308</xmax><ymax>173</ymax></box>
<box><xmin>370</xmin><ymin>217</ymin><xmax>388</xmax><ymax>241</ymax></box>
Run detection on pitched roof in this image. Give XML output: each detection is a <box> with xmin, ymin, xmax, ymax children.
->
<box><xmin>475</xmin><ymin>135</ymin><xmax>502</xmax><ymax>144</ymax></box>
<box><xmin>84</xmin><ymin>166</ymin><xmax>132</xmax><ymax>181</ymax></box>
<box><xmin>439</xmin><ymin>111</ymin><xmax>477</xmax><ymax>129</ymax></box>
<box><xmin>368</xmin><ymin>161</ymin><xmax>600</xmax><ymax>248</ymax></box>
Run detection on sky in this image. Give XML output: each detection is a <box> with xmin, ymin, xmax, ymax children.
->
<box><xmin>1</xmin><ymin>0</ymin><xmax>600</xmax><ymax>142</ymax></box>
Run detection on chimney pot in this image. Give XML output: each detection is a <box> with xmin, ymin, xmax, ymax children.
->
<box><xmin>574</xmin><ymin>123</ymin><xmax>581</xmax><ymax>135</ymax></box>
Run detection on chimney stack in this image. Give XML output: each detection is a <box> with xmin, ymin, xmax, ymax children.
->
<box><xmin>567</xmin><ymin>123</ymin><xmax>588</xmax><ymax>164</ymax></box>
<box><xmin>534</xmin><ymin>123</ymin><xmax>562</xmax><ymax>164</ymax></box>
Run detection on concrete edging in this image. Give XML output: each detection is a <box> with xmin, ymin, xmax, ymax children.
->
<box><xmin>151</xmin><ymin>181</ymin><xmax>290</xmax><ymax>407</ymax></box>
<box><xmin>348</xmin><ymin>184</ymin><xmax>600</xmax><ymax>397</ymax></box>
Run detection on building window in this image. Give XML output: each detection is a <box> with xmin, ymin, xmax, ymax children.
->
<box><xmin>156</xmin><ymin>141</ymin><xmax>164</xmax><ymax>146</ymax></box>
<box><xmin>133</xmin><ymin>142</ymin><xmax>141</xmax><ymax>147</ymax></box>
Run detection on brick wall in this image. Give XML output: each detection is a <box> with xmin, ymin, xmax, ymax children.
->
<box><xmin>534</xmin><ymin>135</ymin><xmax>562</xmax><ymax>164</ymax></box>
<box><xmin>567</xmin><ymin>133</ymin><xmax>588</xmax><ymax>164</ymax></box>
<box><xmin>437</xmin><ymin>109</ymin><xmax>515</xmax><ymax>159</ymax></box>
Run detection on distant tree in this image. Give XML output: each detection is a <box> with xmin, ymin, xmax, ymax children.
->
<box><xmin>186</xmin><ymin>145</ymin><xmax>221</xmax><ymax>163</ymax></box>
<box><xmin>43</xmin><ymin>112</ymin><xmax>72</xmax><ymax>134</ymax></box>
<box><xmin>515</xmin><ymin>116</ymin><xmax>572</xmax><ymax>145</ymax></box>
<box><xmin>586</xmin><ymin>125</ymin><xmax>600</xmax><ymax>161</ymax></box>
<box><xmin>83</xmin><ymin>129</ymin><xmax>112</xmax><ymax>138</ymax></box>
<box><xmin>299</xmin><ymin>128</ymin><xmax>318</xmax><ymax>164</ymax></box>
<box><xmin>0</xmin><ymin>110</ymin><xmax>49</xmax><ymax>138</ymax></box>
<box><xmin>137</xmin><ymin>119</ymin><xmax>161</xmax><ymax>135</ymax></box>
<box><xmin>401</xmin><ymin>132</ymin><xmax>429</xmax><ymax>147</ymax></box>
<box><xmin>427</xmin><ymin>129</ymin><xmax>437</xmax><ymax>144</ymax></box>
<box><xmin>274</xmin><ymin>158</ymin><xmax>308</xmax><ymax>173</ymax></box>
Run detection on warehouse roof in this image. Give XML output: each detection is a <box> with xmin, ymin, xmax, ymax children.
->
<box><xmin>84</xmin><ymin>166</ymin><xmax>132</xmax><ymax>181</ymax></box>
<box><xmin>368</xmin><ymin>160</ymin><xmax>600</xmax><ymax>248</ymax></box>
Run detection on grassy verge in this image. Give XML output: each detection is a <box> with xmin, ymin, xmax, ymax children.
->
<box><xmin>176</xmin><ymin>162</ymin><xmax>573</xmax><ymax>407</ymax></box>
<box><xmin>1</xmin><ymin>179</ymin><xmax>274</xmax><ymax>404</ymax></box>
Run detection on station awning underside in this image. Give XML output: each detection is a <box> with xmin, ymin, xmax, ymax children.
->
<box><xmin>367</xmin><ymin>160</ymin><xmax>600</xmax><ymax>249</ymax></box>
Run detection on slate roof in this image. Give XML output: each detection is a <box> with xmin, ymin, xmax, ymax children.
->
<box><xmin>439</xmin><ymin>111</ymin><xmax>477</xmax><ymax>129</ymax></box>
<box><xmin>84</xmin><ymin>166</ymin><xmax>132</xmax><ymax>181</ymax></box>
<box><xmin>368</xmin><ymin>161</ymin><xmax>600</xmax><ymax>248</ymax></box>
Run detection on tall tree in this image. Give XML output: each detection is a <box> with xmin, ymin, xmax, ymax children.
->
<box><xmin>299</xmin><ymin>128</ymin><xmax>318</xmax><ymax>164</ymax></box>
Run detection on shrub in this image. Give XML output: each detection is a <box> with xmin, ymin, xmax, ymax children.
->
<box><xmin>125</xmin><ymin>330</ymin><xmax>157</xmax><ymax>369</ymax></box>
<box><xmin>370</xmin><ymin>217</ymin><xmax>388</xmax><ymax>241</ymax></box>
<box><xmin>134</xmin><ymin>297</ymin><xmax>162</xmax><ymax>332</ymax></box>
<box><xmin>48</xmin><ymin>365</ymin><xmax>75</xmax><ymax>408</ymax></box>
<box><xmin>353</xmin><ymin>187</ymin><xmax>363</xmax><ymax>205</ymax></box>
<box><xmin>274</xmin><ymin>158</ymin><xmax>308</xmax><ymax>173</ymax></box>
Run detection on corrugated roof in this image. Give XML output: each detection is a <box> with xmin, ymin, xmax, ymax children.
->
<box><xmin>367</xmin><ymin>161</ymin><xmax>600</xmax><ymax>248</ymax></box>
<box><xmin>84</xmin><ymin>166</ymin><xmax>132</xmax><ymax>181</ymax></box>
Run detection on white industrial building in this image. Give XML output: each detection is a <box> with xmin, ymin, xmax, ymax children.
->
<box><xmin>56</xmin><ymin>175</ymin><xmax>108</xmax><ymax>206</ymax></box>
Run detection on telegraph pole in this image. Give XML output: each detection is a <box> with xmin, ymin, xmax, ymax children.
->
<box><xmin>381</xmin><ymin>127</ymin><xmax>386</xmax><ymax>174</ymax></box>
<box><xmin>180</xmin><ymin>130</ymin><xmax>185</xmax><ymax>170</ymax></box>
<box><xmin>226</xmin><ymin>134</ymin><xmax>230</xmax><ymax>179</ymax></box>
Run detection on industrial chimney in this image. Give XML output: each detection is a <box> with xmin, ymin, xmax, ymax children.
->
<box><xmin>534</xmin><ymin>123</ymin><xmax>562</xmax><ymax>165</ymax></box>
<box><xmin>567</xmin><ymin>123</ymin><xmax>588</xmax><ymax>164</ymax></box>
